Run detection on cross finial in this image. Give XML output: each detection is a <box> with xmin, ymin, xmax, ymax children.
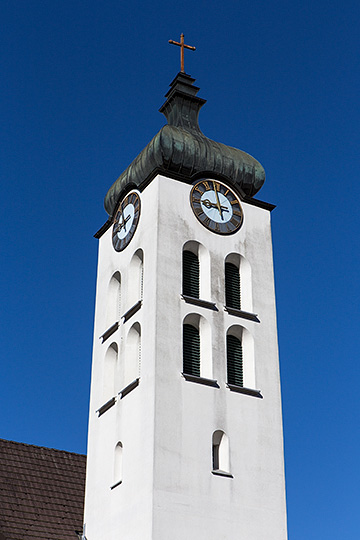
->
<box><xmin>168</xmin><ymin>33</ymin><xmax>196</xmax><ymax>73</ymax></box>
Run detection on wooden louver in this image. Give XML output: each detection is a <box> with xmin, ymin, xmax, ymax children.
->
<box><xmin>227</xmin><ymin>334</ymin><xmax>243</xmax><ymax>387</ymax></box>
<box><xmin>225</xmin><ymin>262</ymin><xmax>241</xmax><ymax>310</ymax></box>
<box><xmin>183</xmin><ymin>324</ymin><xmax>200</xmax><ymax>377</ymax></box>
<box><xmin>183</xmin><ymin>250</ymin><xmax>200</xmax><ymax>298</ymax></box>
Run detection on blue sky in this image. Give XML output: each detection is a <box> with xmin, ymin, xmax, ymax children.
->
<box><xmin>1</xmin><ymin>1</ymin><xmax>360</xmax><ymax>538</ymax></box>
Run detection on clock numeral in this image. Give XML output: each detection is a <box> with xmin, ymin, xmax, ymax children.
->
<box><xmin>203</xmin><ymin>216</ymin><xmax>211</xmax><ymax>226</ymax></box>
<box><xmin>224</xmin><ymin>189</ymin><xmax>229</xmax><ymax>196</ymax></box>
<box><xmin>203</xmin><ymin>181</ymin><xmax>210</xmax><ymax>190</ymax></box>
<box><xmin>230</xmin><ymin>217</ymin><xmax>238</xmax><ymax>226</ymax></box>
<box><xmin>230</xmin><ymin>199</ymin><xmax>238</xmax><ymax>205</ymax></box>
<box><xmin>233</xmin><ymin>210</ymin><xmax>242</xmax><ymax>217</ymax></box>
<box><xmin>194</xmin><ymin>185</ymin><xmax>203</xmax><ymax>193</ymax></box>
<box><xmin>215</xmin><ymin>222</ymin><xmax>220</xmax><ymax>233</ymax></box>
<box><xmin>225</xmin><ymin>223</ymin><xmax>233</xmax><ymax>232</ymax></box>
<box><xmin>213</xmin><ymin>181</ymin><xmax>221</xmax><ymax>191</ymax></box>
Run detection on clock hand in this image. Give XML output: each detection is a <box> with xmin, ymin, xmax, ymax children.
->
<box><xmin>213</xmin><ymin>181</ymin><xmax>224</xmax><ymax>220</ymax></box>
<box><xmin>201</xmin><ymin>199</ymin><xmax>229</xmax><ymax>212</ymax></box>
<box><xmin>117</xmin><ymin>213</ymin><xmax>131</xmax><ymax>234</ymax></box>
<box><xmin>122</xmin><ymin>214</ymin><xmax>131</xmax><ymax>232</ymax></box>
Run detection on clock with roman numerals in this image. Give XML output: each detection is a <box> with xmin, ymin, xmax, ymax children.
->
<box><xmin>112</xmin><ymin>191</ymin><xmax>141</xmax><ymax>251</ymax></box>
<box><xmin>190</xmin><ymin>179</ymin><xmax>243</xmax><ymax>235</ymax></box>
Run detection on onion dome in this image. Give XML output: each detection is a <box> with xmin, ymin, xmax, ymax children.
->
<box><xmin>104</xmin><ymin>72</ymin><xmax>265</xmax><ymax>217</ymax></box>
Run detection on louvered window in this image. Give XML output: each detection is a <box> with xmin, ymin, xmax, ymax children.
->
<box><xmin>183</xmin><ymin>250</ymin><xmax>200</xmax><ymax>298</ymax></box>
<box><xmin>225</xmin><ymin>262</ymin><xmax>241</xmax><ymax>310</ymax></box>
<box><xmin>227</xmin><ymin>334</ymin><xmax>243</xmax><ymax>387</ymax></box>
<box><xmin>183</xmin><ymin>324</ymin><xmax>200</xmax><ymax>376</ymax></box>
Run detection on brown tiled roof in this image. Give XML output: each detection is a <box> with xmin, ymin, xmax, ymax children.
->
<box><xmin>0</xmin><ymin>439</ymin><xmax>86</xmax><ymax>540</ymax></box>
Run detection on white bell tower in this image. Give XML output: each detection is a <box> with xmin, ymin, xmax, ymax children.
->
<box><xmin>83</xmin><ymin>71</ymin><xmax>288</xmax><ymax>540</ymax></box>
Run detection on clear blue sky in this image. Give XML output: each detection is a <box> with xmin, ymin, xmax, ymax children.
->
<box><xmin>1</xmin><ymin>1</ymin><xmax>359</xmax><ymax>538</ymax></box>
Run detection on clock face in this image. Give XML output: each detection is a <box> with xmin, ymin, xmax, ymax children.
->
<box><xmin>112</xmin><ymin>191</ymin><xmax>141</xmax><ymax>252</ymax></box>
<box><xmin>190</xmin><ymin>179</ymin><xmax>243</xmax><ymax>234</ymax></box>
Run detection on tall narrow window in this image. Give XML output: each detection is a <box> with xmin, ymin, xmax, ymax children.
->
<box><xmin>212</xmin><ymin>431</ymin><xmax>230</xmax><ymax>474</ymax></box>
<box><xmin>225</xmin><ymin>262</ymin><xmax>241</xmax><ymax>310</ymax></box>
<box><xmin>183</xmin><ymin>250</ymin><xmax>200</xmax><ymax>298</ymax></box>
<box><xmin>128</xmin><ymin>249</ymin><xmax>144</xmax><ymax>308</ymax></box>
<box><xmin>112</xmin><ymin>442</ymin><xmax>123</xmax><ymax>488</ymax></box>
<box><xmin>227</xmin><ymin>334</ymin><xmax>243</xmax><ymax>387</ymax></box>
<box><xmin>103</xmin><ymin>343</ymin><xmax>118</xmax><ymax>401</ymax></box>
<box><xmin>183</xmin><ymin>323</ymin><xmax>200</xmax><ymax>377</ymax></box>
<box><xmin>107</xmin><ymin>272</ymin><xmax>121</xmax><ymax>328</ymax></box>
<box><xmin>124</xmin><ymin>323</ymin><xmax>141</xmax><ymax>387</ymax></box>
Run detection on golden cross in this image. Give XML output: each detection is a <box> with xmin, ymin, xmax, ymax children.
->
<box><xmin>168</xmin><ymin>33</ymin><xmax>196</xmax><ymax>73</ymax></box>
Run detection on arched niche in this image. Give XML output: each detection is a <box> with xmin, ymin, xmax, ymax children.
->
<box><xmin>124</xmin><ymin>322</ymin><xmax>141</xmax><ymax>387</ymax></box>
<box><xmin>183</xmin><ymin>313</ymin><xmax>212</xmax><ymax>379</ymax></box>
<box><xmin>103</xmin><ymin>342</ymin><xmax>118</xmax><ymax>401</ymax></box>
<box><xmin>113</xmin><ymin>441</ymin><xmax>123</xmax><ymax>487</ymax></box>
<box><xmin>224</xmin><ymin>253</ymin><xmax>252</xmax><ymax>313</ymax></box>
<box><xmin>128</xmin><ymin>249</ymin><xmax>144</xmax><ymax>309</ymax></box>
<box><xmin>212</xmin><ymin>430</ymin><xmax>230</xmax><ymax>473</ymax></box>
<box><xmin>183</xmin><ymin>241</ymin><xmax>211</xmax><ymax>301</ymax></box>
<box><xmin>227</xmin><ymin>325</ymin><xmax>255</xmax><ymax>389</ymax></box>
<box><xmin>106</xmin><ymin>272</ymin><xmax>121</xmax><ymax>329</ymax></box>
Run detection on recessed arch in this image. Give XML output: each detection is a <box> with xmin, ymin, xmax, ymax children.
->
<box><xmin>106</xmin><ymin>272</ymin><xmax>121</xmax><ymax>328</ymax></box>
<box><xmin>183</xmin><ymin>313</ymin><xmax>212</xmax><ymax>379</ymax></box>
<box><xmin>113</xmin><ymin>441</ymin><xmax>123</xmax><ymax>487</ymax></box>
<box><xmin>183</xmin><ymin>241</ymin><xmax>211</xmax><ymax>301</ymax></box>
<box><xmin>227</xmin><ymin>325</ymin><xmax>255</xmax><ymax>389</ymax></box>
<box><xmin>124</xmin><ymin>322</ymin><xmax>141</xmax><ymax>387</ymax></box>
<box><xmin>128</xmin><ymin>249</ymin><xmax>144</xmax><ymax>309</ymax></box>
<box><xmin>212</xmin><ymin>430</ymin><xmax>230</xmax><ymax>473</ymax></box>
<box><xmin>224</xmin><ymin>253</ymin><xmax>252</xmax><ymax>312</ymax></box>
<box><xmin>103</xmin><ymin>342</ymin><xmax>118</xmax><ymax>401</ymax></box>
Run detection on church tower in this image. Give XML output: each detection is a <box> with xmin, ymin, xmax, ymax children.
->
<box><xmin>83</xmin><ymin>66</ymin><xmax>288</xmax><ymax>540</ymax></box>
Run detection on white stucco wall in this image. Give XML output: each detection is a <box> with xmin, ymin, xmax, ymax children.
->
<box><xmin>83</xmin><ymin>174</ymin><xmax>287</xmax><ymax>540</ymax></box>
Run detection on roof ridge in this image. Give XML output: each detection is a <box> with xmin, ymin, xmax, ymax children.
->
<box><xmin>0</xmin><ymin>438</ymin><xmax>86</xmax><ymax>457</ymax></box>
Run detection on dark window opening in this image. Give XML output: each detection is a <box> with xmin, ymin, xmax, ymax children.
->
<box><xmin>225</xmin><ymin>262</ymin><xmax>240</xmax><ymax>310</ymax></box>
<box><xmin>227</xmin><ymin>334</ymin><xmax>243</xmax><ymax>387</ymax></box>
<box><xmin>183</xmin><ymin>250</ymin><xmax>200</xmax><ymax>299</ymax></box>
<box><xmin>183</xmin><ymin>324</ymin><xmax>200</xmax><ymax>377</ymax></box>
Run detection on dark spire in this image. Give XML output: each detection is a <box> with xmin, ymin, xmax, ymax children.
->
<box><xmin>103</xmin><ymin>74</ymin><xmax>266</xmax><ymax>218</ymax></box>
<box><xmin>159</xmin><ymin>72</ymin><xmax>205</xmax><ymax>133</ymax></box>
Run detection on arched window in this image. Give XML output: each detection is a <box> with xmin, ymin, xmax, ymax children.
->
<box><xmin>103</xmin><ymin>342</ymin><xmax>118</xmax><ymax>401</ymax></box>
<box><xmin>212</xmin><ymin>430</ymin><xmax>230</xmax><ymax>474</ymax></box>
<box><xmin>183</xmin><ymin>323</ymin><xmax>200</xmax><ymax>376</ymax></box>
<box><xmin>106</xmin><ymin>272</ymin><xmax>121</xmax><ymax>328</ymax></box>
<box><xmin>183</xmin><ymin>250</ymin><xmax>199</xmax><ymax>298</ymax></box>
<box><xmin>225</xmin><ymin>254</ymin><xmax>253</xmax><ymax>313</ymax></box>
<box><xmin>128</xmin><ymin>249</ymin><xmax>144</xmax><ymax>309</ymax></box>
<box><xmin>124</xmin><ymin>322</ymin><xmax>141</xmax><ymax>387</ymax></box>
<box><xmin>225</xmin><ymin>261</ymin><xmax>241</xmax><ymax>310</ymax></box>
<box><xmin>182</xmin><ymin>314</ymin><xmax>212</xmax><ymax>379</ymax></box>
<box><xmin>182</xmin><ymin>242</ymin><xmax>211</xmax><ymax>301</ymax></box>
<box><xmin>226</xmin><ymin>334</ymin><xmax>243</xmax><ymax>387</ymax></box>
<box><xmin>226</xmin><ymin>325</ymin><xmax>255</xmax><ymax>389</ymax></box>
<box><xmin>112</xmin><ymin>442</ymin><xmax>123</xmax><ymax>488</ymax></box>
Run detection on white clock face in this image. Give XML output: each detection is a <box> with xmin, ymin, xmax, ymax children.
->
<box><xmin>112</xmin><ymin>191</ymin><xmax>141</xmax><ymax>252</ymax></box>
<box><xmin>190</xmin><ymin>179</ymin><xmax>243</xmax><ymax>235</ymax></box>
<box><xmin>199</xmin><ymin>189</ymin><xmax>233</xmax><ymax>223</ymax></box>
<box><xmin>116</xmin><ymin>204</ymin><xmax>135</xmax><ymax>240</ymax></box>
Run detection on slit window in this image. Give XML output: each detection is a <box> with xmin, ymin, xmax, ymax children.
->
<box><xmin>227</xmin><ymin>334</ymin><xmax>243</xmax><ymax>387</ymax></box>
<box><xmin>183</xmin><ymin>323</ymin><xmax>200</xmax><ymax>377</ymax></box>
<box><xmin>212</xmin><ymin>430</ymin><xmax>230</xmax><ymax>473</ymax></box>
<box><xmin>183</xmin><ymin>250</ymin><xmax>200</xmax><ymax>299</ymax></box>
<box><xmin>225</xmin><ymin>262</ymin><xmax>241</xmax><ymax>310</ymax></box>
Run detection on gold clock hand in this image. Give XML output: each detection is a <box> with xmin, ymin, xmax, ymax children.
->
<box><xmin>202</xmin><ymin>199</ymin><xmax>229</xmax><ymax>212</ymax></box>
<box><xmin>213</xmin><ymin>181</ymin><xmax>223</xmax><ymax>220</ymax></box>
